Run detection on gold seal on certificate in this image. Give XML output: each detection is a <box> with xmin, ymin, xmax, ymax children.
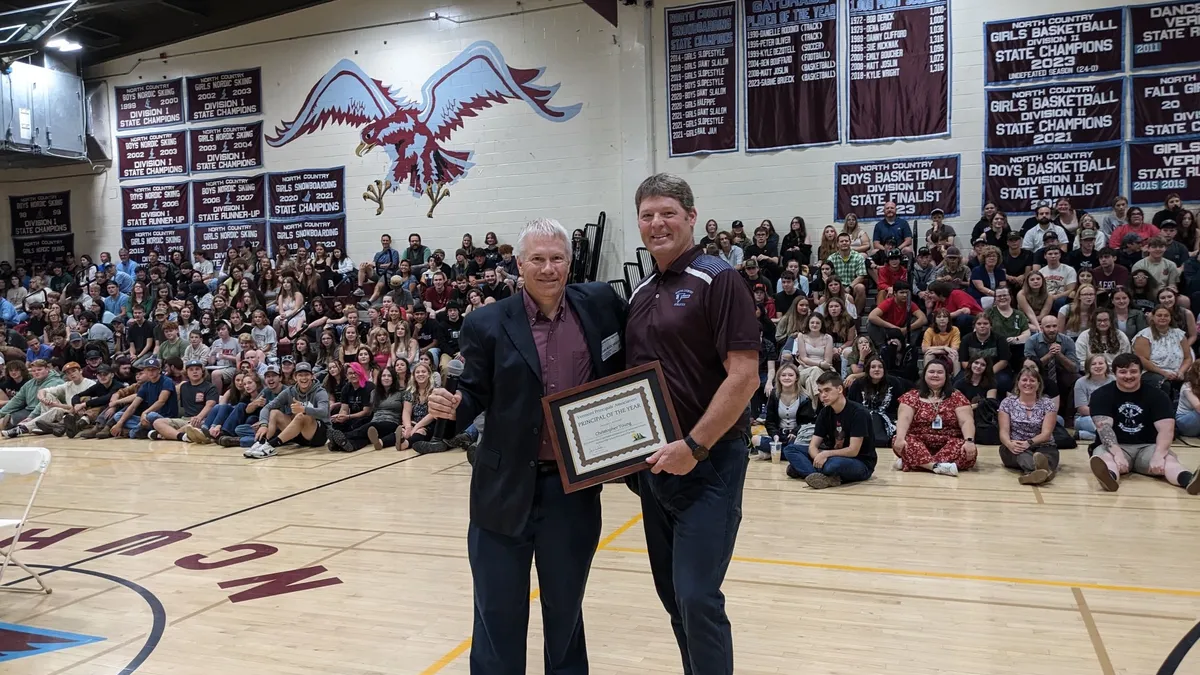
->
<box><xmin>541</xmin><ymin>361</ymin><xmax>683</xmax><ymax>493</ymax></box>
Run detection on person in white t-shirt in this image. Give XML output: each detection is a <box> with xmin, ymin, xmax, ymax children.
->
<box><xmin>1039</xmin><ymin>247</ymin><xmax>1077</xmax><ymax>314</ymax></box>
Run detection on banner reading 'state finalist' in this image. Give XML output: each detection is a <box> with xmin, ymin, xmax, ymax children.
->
<box><xmin>985</xmin><ymin>78</ymin><xmax>1123</xmax><ymax>150</ymax></box>
<box><xmin>9</xmin><ymin>191</ymin><xmax>70</xmax><ymax>239</ymax></box>
<box><xmin>984</xmin><ymin>8</ymin><xmax>1124</xmax><ymax>85</ymax></box>
<box><xmin>121</xmin><ymin>183</ymin><xmax>189</xmax><ymax>229</ymax></box>
<box><xmin>847</xmin><ymin>0</ymin><xmax>949</xmax><ymax>143</ymax></box>
<box><xmin>1129</xmin><ymin>1</ymin><xmax>1200</xmax><ymax>70</ymax></box>
<box><xmin>192</xmin><ymin>175</ymin><xmax>266</xmax><ymax>223</ymax></box>
<box><xmin>666</xmin><ymin>0</ymin><xmax>738</xmax><ymax>156</ymax></box>
<box><xmin>1132</xmin><ymin>69</ymin><xmax>1200</xmax><ymax>140</ymax></box>
<box><xmin>187</xmin><ymin>122</ymin><xmax>263</xmax><ymax>173</ymax></box>
<box><xmin>186</xmin><ymin>68</ymin><xmax>263</xmax><ymax>122</ymax></box>
<box><xmin>835</xmin><ymin>155</ymin><xmax>959</xmax><ymax>221</ymax></box>
<box><xmin>114</xmin><ymin>79</ymin><xmax>184</xmax><ymax>131</ymax></box>
<box><xmin>117</xmin><ymin>130</ymin><xmax>188</xmax><ymax>181</ymax></box>
<box><xmin>269</xmin><ymin>217</ymin><xmax>347</xmax><ymax>254</ymax></box>
<box><xmin>15</xmin><ymin>234</ymin><xmax>73</xmax><ymax>263</ymax></box>
<box><xmin>121</xmin><ymin>226</ymin><xmax>192</xmax><ymax>262</ymax></box>
<box><xmin>195</xmin><ymin>221</ymin><xmax>268</xmax><ymax>267</ymax></box>
<box><xmin>1129</xmin><ymin>140</ymin><xmax>1200</xmax><ymax>205</ymax></box>
<box><xmin>983</xmin><ymin>145</ymin><xmax>1121</xmax><ymax>213</ymax></box>
<box><xmin>743</xmin><ymin>0</ymin><xmax>838</xmax><ymax>150</ymax></box>
<box><xmin>268</xmin><ymin>168</ymin><xmax>346</xmax><ymax>219</ymax></box>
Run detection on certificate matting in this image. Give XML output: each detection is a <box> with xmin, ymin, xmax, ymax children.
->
<box><xmin>542</xmin><ymin>361</ymin><xmax>682</xmax><ymax>493</ymax></box>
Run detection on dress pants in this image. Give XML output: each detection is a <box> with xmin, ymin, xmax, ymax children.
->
<box><xmin>638</xmin><ymin>438</ymin><xmax>748</xmax><ymax>675</ymax></box>
<box><xmin>467</xmin><ymin>468</ymin><xmax>601</xmax><ymax>675</ymax></box>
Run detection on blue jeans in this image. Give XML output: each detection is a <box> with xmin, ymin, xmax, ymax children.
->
<box><xmin>1075</xmin><ymin>415</ymin><xmax>1096</xmax><ymax>439</ymax></box>
<box><xmin>235</xmin><ymin>423</ymin><xmax>259</xmax><ymax>447</ymax></box>
<box><xmin>1177</xmin><ymin>411</ymin><xmax>1200</xmax><ymax>437</ymax></box>
<box><xmin>782</xmin><ymin>444</ymin><xmax>873</xmax><ymax>484</ymax></box>
<box><xmin>202</xmin><ymin>404</ymin><xmax>233</xmax><ymax>432</ymax></box>
<box><xmin>221</xmin><ymin>403</ymin><xmax>250</xmax><ymax>435</ymax></box>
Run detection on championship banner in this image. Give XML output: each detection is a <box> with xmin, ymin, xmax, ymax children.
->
<box><xmin>665</xmin><ymin>0</ymin><xmax>738</xmax><ymax>156</ymax></box>
<box><xmin>114</xmin><ymin>79</ymin><xmax>184</xmax><ymax>131</ymax></box>
<box><xmin>743</xmin><ymin>0</ymin><xmax>838</xmax><ymax>150</ymax></box>
<box><xmin>194</xmin><ymin>221</ymin><xmax>268</xmax><ymax>267</ymax></box>
<box><xmin>834</xmin><ymin>154</ymin><xmax>959</xmax><ymax>221</ymax></box>
<box><xmin>9</xmin><ymin>191</ymin><xmax>69</xmax><ymax>239</ymax></box>
<box><xmin>121</xmin><ymin>226</ymin><xmax>192</xmax><ymax>262</ymax></box>
<box><xmin>1129</xmin><ymin>140</ymin><xmax>1200</xmax><ymax>205</ymax></box>
<box><xmin>14</xmin><ymin>234</ymin><xmax>73</xmax><ymax>263</ymax></box>
<box><xmin>847</xmin><ymin>0</ymin><xmax>950</xmax><ymax>143</ymax></box>
<box><xmin>269</xmin><ymin>217</ymin><xmax>347</xmax><ymax>255</ymax></box>
<box><xmin>117</xmin><ymin>130</ymin><xmax>188</xmax><ymax>181</ymax></box>
<box><xmin>187</xmin><ymin>122</ymin><xmax>263</xmax><ymax>174</ymax></box>
<box><xmin>983</xmin><ymin>144</ymin><xmax>1121</xmax><ymax>213</ymax></box>
<box><xmin>191</xmin><ymin>175</ymin><xmax>266</xmax><ymax>224</ymax></box>
<box><xmin>268</xmin><ymin>168</ymin><xmax>346</xmax><ymax>220</ymax></box>
<box><xmin>121</xmin><ymin>183</ymin><xmax>189</xmax><ymax>229</ymax></box>
<box><xmin>1130</xmin><ymin>1</ymin><xmax>1200</xmax><ymax>70</ymax></box>
<box><xmin>186</xmin><ymin>68</ymin><xmax>263</xmax><ymax>122</ymax></box>
<box><xmin>1132</xmin><ymin>69</ymin><xmax>1200</xmax><ymax>140</ymax></box>
<box><xmin>984</xmin><ymin>9</ymin><xmax>1124</xmax><ymax>85</ymax></box>
<box><xmin>984</xmin><ymin>78</ymin><xmax>1123</xmax><ymax>150</ymax></box>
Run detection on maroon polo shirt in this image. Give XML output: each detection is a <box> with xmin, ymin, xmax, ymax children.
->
<box><xmin>626</xmin><ymin>245</ymin><xmax>760</xmax><ymax>441</ymax></box>
<box><xmin>524</xmin><ymin>290</ymin><xmax>593</xmax><ymax>461</ymax></box>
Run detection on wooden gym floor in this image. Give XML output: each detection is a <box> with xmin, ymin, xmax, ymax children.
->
<box><xmin>1</xmin><ymin>437</ymin><xmax>1199</xmax><ymax>674</ymax></box>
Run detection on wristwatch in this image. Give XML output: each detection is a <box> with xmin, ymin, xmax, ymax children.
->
<box><xmin>684</xmin><ymin>435</ymin><xmax>709</xmax><ymax>461</ymax></box>
<box><xmin>964</xmin><ymin>437</ymin><xmax>975</xmax><ymax>444</ymax></box>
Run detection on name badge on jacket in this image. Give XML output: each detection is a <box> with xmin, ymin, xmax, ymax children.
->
<box><xmin>600</xmin><ymin>333</ymin><xmax>621</xmax><ymax>362</ymax></box>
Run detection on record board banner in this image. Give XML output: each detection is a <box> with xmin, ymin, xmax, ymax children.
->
<box><xmin>1132</xmin><ymin>69</ymin><xmax>1200</xmax><ymax>140</ymax></box>
<box><xmin>1129</xmin><ymin>140</ymin><xmax>1200</xmax><ymax>205</ymax></box>
<box><xmin>114</xmin><ymin>79</ymin><xmax>184</xmax><ymax>131</ymax></box>
<box><xmin>743</xmin><ymin>0</ymin><xmax>838</xmax><ymax>150</ymax></box>
<box><xmin>847</xmin><ymin>0</ymin><xmax>949</xmax><ymax>143</ymax></box>
<box><xmin>1130</xmin><ymin>1</ymin><xmax>1200</xmax><ymax>70</ymax></box>
<box><xmin>984</xmin><ymin>78</ymin><xmax>1123</xmax><ymax>150</ymax></box>
<box><xmin>9</xmin><ymin>191</ymin><xmax>70</xmax><ymax>238</ymax></box>
<box><xmin>665</xmin><ymin>0</ymin><xmax>738</xmax><ymax>156</ymax></box>
<box><xmin>194</xmin><ymin>221</ymin><xmax>268</xmax><ymax>267</ymax></box>
<box><xmin>121</xmin><ymin>226</ymin><xmax>192</xmax><ymax>263</ymax></box>
<box><xmin>983</xmin><ymin>145</ymin><xmax>1121</xmax><ymax>213</ymax></box>
<box><xmin>14</xmin><ymin>234</ymin><xmax>73</xmax><ymax>263</ymax></box>
<box><xmin>984</xmin><ymin>9</ymin><xmax>1124</xmax><ymax>85</ymax></box>
<box><xmin>121</xmin><ymin>183</ymin><xmax>189</xmax><ymax>229</ymax></box>
<box><xmin>835</xmin><ymin>154</ymin><xmax>959</xmax><ymax>221</ymax></box>
<box><xmin>269</xmin><ymin>217</ymin><xmax>347</xmax><ymax>255</ymax></box>
<box><xmin>192</xmin><ymin>175</ymin><xmax>266</xmax><ymax>224</ymax></box>
<box><xmin>187</xmin><ymin>122</ymin><xmax>263</xmax><ymax>173</ymax></box>
<box><xmin>117</xmin><ymin>130</ymin><xmax>188</xmax><ymax>181</ymax></box>
<box><xmin>268</xmin><ymin>168</ymin><xmax>346</xmax><ymax>219</ymax></box>
<box><xmin>186</xmin><ymin>68</ymin><xmax>263</xmax><ymax>122</ymax></box>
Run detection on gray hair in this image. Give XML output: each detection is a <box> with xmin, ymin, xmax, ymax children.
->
<box><xmin>516</xmin><ymin>218</ymin><xmax>571</xmax><ymax>258</ymax></box>
<box><xmin>635</xmin><ymin>173</ymin><xmax>695</xmax><ymax>212</ymax></box>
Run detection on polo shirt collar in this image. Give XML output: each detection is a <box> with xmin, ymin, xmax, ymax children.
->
<box><xmin>660</xmin><ymin>245</ymin><xmax>703</xmax><ymax>276</ymax></box>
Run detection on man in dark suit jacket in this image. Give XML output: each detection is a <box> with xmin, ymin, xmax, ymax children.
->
<box><xmin>430</xmin><ymin>219</ymin><xmax>627</xmax><ymax>675</ymax></box>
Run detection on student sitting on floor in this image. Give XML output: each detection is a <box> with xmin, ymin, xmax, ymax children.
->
<box><xmin>1177</xmin><ymin>361</ymin><xmax>1200</xmax><ymax>437</ymax></box>
<box><xmin>754</xmin><ymin>363</ymin><xmax>804</xmax><ymax>461</ymax></box>
<box><xmin>244</xmin><ymin>361</ymin><xmax>330</xmax><ymax>458</ymax></box>
<box><xmin>783</xmin><ymin>372</ymin><xmax>876</xmax><ymax>489</ymax></box>
<box><xmin>1074</xmin><ymin>355</ymin><xmax>1114</xmax><ymax>441</ymax></box>
<box><xmin>149</xmin><ymin>359</ymin><xmax>218</xmax><ymax>443</ymax></box>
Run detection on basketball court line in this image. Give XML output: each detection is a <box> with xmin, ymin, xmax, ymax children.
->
<box><xmin>1074</xmin><ymin>588</ymin><xmax>1117</xmax><ymax>675</ymax></box>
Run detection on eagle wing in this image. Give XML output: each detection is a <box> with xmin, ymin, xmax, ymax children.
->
<box><xmin>419</xmin><ymin>41</ymin><xmax>581</xmax><ymax>142</ymax></box>
<box><xmin>266</xmin><ymin>59</ymin><xmax>404</xmax><ymax>147</ymax></box>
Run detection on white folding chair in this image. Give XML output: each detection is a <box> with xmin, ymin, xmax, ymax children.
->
<box><xmin>0</xmin><ymin>447</ymin><xmax>53</xmax><ymax>594</ymax></box>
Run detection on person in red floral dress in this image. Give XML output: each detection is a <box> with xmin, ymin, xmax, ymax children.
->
<box><xmin>893</xmin><ymin>359</ymin><xmax>978</xmax><ymax>476</ymax></box>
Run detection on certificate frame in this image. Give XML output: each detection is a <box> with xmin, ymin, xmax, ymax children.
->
<box><xmin>541</xmin><ymin>361</ymin><xmax>683</xmax><ymax>493</ymax></box>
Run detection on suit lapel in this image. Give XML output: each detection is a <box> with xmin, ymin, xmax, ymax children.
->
<box><xmin>502</xmin><ymin>298</ymin><xmax>542</xmax><ymax>382</ymax></box>
<box><xmin>567</xmin><ymin>286</ymin><xmax>605</xmax><ymax>374</ymax></box>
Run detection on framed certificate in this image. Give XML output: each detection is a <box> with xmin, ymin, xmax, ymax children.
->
<box><xmin>542</xmin><ymin>361</ymin><xmax>683</xmax><ymax>493</ymax></box>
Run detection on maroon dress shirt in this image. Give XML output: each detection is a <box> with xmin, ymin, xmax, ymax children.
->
<box><xmin>523</xmin><ymin>290</ymin><xmax>593</xmax><ymax>460</ymax></box>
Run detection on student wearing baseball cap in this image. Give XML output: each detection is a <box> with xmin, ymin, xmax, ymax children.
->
<box><xmin>148</xmin><ymin>360</ymin><xmax>219</xmax><ymax>443</ymax></box>
<box><xmin>109</xmin><ymin>356</ymin><xmax>176</xmax><ymax>439</ymax></box>
<box><xmin>245</xmin><ymin>361</ymin><xmax>331</xmax><ymax>458</ymax></box>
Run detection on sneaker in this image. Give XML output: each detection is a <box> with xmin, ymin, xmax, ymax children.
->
<box><xmin>242</xmin><ymin>443</ymin><xmax>263</xmax><ymax>458</ymax></box>
<box><xmin>326</xmin><ymin>427</ymin><xmax>355</xmax><ymax>452</ymax></box>
<box><xmin>148</xmin><ymin>430</ymin><xmax>163</xmax><ymax>441</ymax></box>
<box><xmin>893</xmin><ymin>457</ymin><xmax>904</xmax><ymax>471</ymax></box>
<box><xmin>756</xmin><ymin>450</ymin><xmax>772</xmax><ymax>461</ymax></box>
<box><xmin>805</xmin><ymin>473</ymin><xmax>843</xmax><ymax>489</ymax></box>
<box><xmin>1019</xmin><ymin>469</ymin><xmax>1051</xmax><ymax>485</ymax></box>
<box><xmin>1090</xmin><ymin>455</ymin><xmax>1119</xmax><ymax>492</ymax></box>
<box><xmin>34</xmin><ymin>419</ymin><xmax>56</xmax><ymax>435</ymax></box>
<box><xmin>1187</xmin><ymin>465</ymin><xmax>1200</xmax><ymax>496</ymax></box>
<box><xmin>1033</xmin><ymin>452</ymin><xmax>1050</xmax><ymax>473</ymax></box>
<box><xmin>353</xmin><ymin>287</ymin><xmax>366</xmax><ymax>297</ymax></box>
<box><xmin>183</xmin><ymin>426</ymin><xmax>209</xmax><ymax>445</ymax></box>
<box><xmin>366</xmin><ymin>425</ymin><xmax>382</xmax><ymax>451</ymax></box>
<box><xmin>785</xmin><ymin>465</ymin><xmax>802</xmax><ymax>479</ymax></box>
<box><xmin>244</xmin><ymin>443</ymin><xmax>277</xmax><ymax>459</ymax></box>
<box><xmin>217</xmin><ymin>435</ymin><xmax>242</xmax><ymax>448</ymax></box>
<box><xmin>2</xmin><ymin>427</ymin><xmax>22</xmax><ymax>438</ymax></box>
<box><xmin>932</xmin><ymin>462</ymin><xmax>959</xmax><ymax>477</ymax></box>
<box><xmin>133</xmin><ymin>429</ymin><xmax>150</xmax><ymax>440</ymax></box>
<box><xmin>63</xmin><ymin>414</ymin><xmax>79</xmax><ymax>437</ymax></box>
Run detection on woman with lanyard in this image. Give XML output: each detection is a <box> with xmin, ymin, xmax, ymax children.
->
<box><xmin>893</xmin><ymin>359</ymin><xmax>978</xmax><ymax>476</ymax></box>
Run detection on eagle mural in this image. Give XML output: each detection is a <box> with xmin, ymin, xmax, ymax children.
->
<box><xmin>266</xmin><ymin>41</ymin><xmax>582</xmax><ymax>217</ymax></box>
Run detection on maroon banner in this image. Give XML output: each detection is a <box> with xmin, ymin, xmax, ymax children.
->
<box><xmin>743</xmin><ymin>0</ymin><xmax>838</xmax><ymax>150</ymax></box>
<box><xmin>984</xmin><ymin>9</ymin><xmax>1124</xmax><ymax>85</ymax></box>
<box><xmin>14</xmin><ymin>234</ymin><xmax>73</xmax><ymax>263</ymax></box>
<box><xmin>187</xmin><ymin>122</ymin><xmax>263</xmax><ymax>173</ymax></box>
<box><xmin>121</xmin><ymin>183</ymin><xmax>189</xmax><ymax>229</ymax></box>
<box><xmin>665</xmin><ymin>1</ymin><xmax>738</xmax><ymax>156</ymax></box>
<box><xmin>121</xmin><ymin>227</ymin><xmax>192</xmax><ymax>263</ymax></box>
<box><xmin>1130</xmin><ymin>1</ymin><xmax>1200</xmax><ymax>70</ymax></box>
<box><xmin>269</xmin><ymin>217</ymin><xmax>347</xmax><ymax>255</ymax></box>
<box><xmin>192</xmin><ymin>175</ymin><xmax>266</xmax><ymax>223</ymax></box>
<box><xmin>9</xmin><ymin>191</ymin><xmax>69</xmax><ymax>238</ymax></box>
<box><xmin>983</xmin><ymin>145</ymin><xmax>1121</xmax><ymax>213</ymax></box>
<box><xmin>117</xmin><ymin>130</ymin><xmax>188</xmax><ymax>181</ymax></box>
<box><xmin>1129</xmin><ymin>140</ymin><xmax>1200</xmax><ymax>206</ymax></box>
<box><xmin>268</xmin><ymin>168</ymin><xmax>346</xmax><ymax>219</ymax></box>
<box><xmin>835</xmin><ymin>154</ymin><xmax>959</xmax><ymax>221</ymax></box>
<box><xmin>1132</xmin><ymin>69</ymin><xmax>1200</xmax><ymax>140</ymax></box>
<box><xmin>984</xmin><ymin>78</ymin><xmax>1123</xmax><ymax>150</ymax></box>
<box><xmin>186</xmin><ymin>68</ymin><xmax>263</xmax><ymax>122</ymax></box>
<box><xmin>847</xmin><ymin>0</ymin><xmax>949</xmax><ymax>143</ymax></box>
<box><xmin>114</xmin><ymin>79</ymin><xmax>184</xmax><ymax>131</ymax></box>
<box><xmin>195</xmin><ymin>221</ymin><xmax>268</xmax><ymax>268</ymax></box>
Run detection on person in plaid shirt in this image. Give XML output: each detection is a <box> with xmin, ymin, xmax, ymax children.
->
<box><xmin>827</xmin><ymin>233</ymin><xmax>868</xmax><ymax>313</ymax></box>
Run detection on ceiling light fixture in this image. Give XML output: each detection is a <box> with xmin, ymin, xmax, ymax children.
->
<box><xmin>46</xmin><ymin>36</ymin><xmax>80</xmax><ymax>51</ymax></box>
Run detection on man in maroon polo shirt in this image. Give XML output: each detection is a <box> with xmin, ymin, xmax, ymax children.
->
<box><xmin>626</xmin><ymin>173</ymin><xmax>760</xmax><ymax>675</ymax></box>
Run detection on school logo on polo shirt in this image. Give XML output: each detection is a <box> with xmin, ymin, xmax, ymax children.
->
<box><xmin>673</xmin><ymin>289</ymin><xmax>693</xmax><ymax>307</ymax></box>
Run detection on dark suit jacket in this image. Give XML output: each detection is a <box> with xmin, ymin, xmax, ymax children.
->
<box><xmin>455</xmin><ymin>282</ymin><xmax>628</xmax><ymax>537</ymax></box>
